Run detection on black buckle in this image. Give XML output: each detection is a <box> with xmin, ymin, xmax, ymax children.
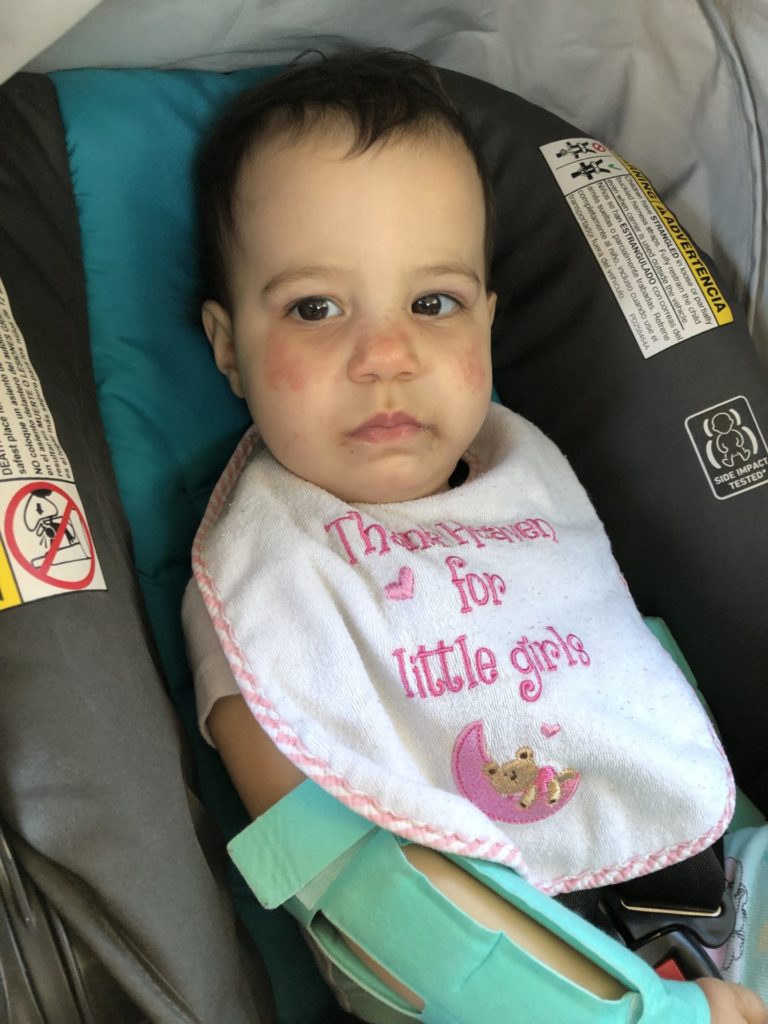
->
<box><xmin>601</xmin><ymin>887</ymin><xmax>735</xmax><ymax>980</ymax></box>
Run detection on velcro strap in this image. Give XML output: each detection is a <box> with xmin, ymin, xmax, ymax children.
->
<box><xmin>227</xmin><ymin>780</ymin><xmax>376</xmax><ymax>910</ymax></box>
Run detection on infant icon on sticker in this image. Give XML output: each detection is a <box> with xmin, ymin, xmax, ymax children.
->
<box><xmin>23</xmin><ymin>489</ymin><xmax>86</xmax><ymax>567</ymax></box>
<box><xmin>685</xmin><ymin>397</ymin><xmax>768</xmax><ymax>499</ymax></box>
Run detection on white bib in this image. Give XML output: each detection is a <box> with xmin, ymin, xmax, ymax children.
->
<box><xmin>193</xmin><ymin>404</ymin><xmax>734</xmax><ymax>893</ymax></box>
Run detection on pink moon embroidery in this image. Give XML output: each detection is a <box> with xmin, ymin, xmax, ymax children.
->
<box><xmin>452</xmin><ymin>721</ymin><xmax>580</xmax><ymax>825</ymax></box>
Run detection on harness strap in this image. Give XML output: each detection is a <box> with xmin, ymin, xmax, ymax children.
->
<box><xmin>614</xmin><ymin>843</ymin><xmax>726</xmax><ymax>915</ymax></box>
<box><xmin>229</xmin><ymin>781</ymin><xmax>710</xmax><ymax>1024</ymax></box>
<box><xmin>556</xmin><ymin>846</ymin><xmax>732</xmax><ymax>980</ymax></box>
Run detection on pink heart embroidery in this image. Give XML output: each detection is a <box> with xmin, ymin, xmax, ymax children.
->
<box><xmin>540</xmin><ymin>723</ymin><xmax>561</xmax><ymax>739</ymax></box>
<box><xmin>385</xmin><ymin>566</ymin><xmax>414</xmax><ymax>601</ymax></box>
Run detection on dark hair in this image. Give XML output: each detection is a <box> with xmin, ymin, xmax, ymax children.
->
<box><xmin>197</xmin><ymin>48</ymin><xmax>495</xmax><ymax>308</ymax></box>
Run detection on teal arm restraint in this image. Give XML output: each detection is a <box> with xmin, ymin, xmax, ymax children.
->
<box><xmin>229</xmin><ymin>781</ymin><xmax>710</xmax><ymax>1024</ymax></box>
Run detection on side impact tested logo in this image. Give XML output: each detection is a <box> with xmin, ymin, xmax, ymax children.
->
<box><xmin>685</xmin><ymin>397</ymin><xmax>768</xmax><ymax>500</ymax></box>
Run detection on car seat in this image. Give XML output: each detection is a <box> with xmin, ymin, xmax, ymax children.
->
<box><xmin>1</xmin><ymin>4</ymin><xmax>767</xmax><ymax>1022</ymax></box>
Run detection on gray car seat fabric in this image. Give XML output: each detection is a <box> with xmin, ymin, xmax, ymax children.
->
<box><xmin>0</xmin><ymin>73</ymin><xmax>274</xmax><ymax>1024</ymax></box>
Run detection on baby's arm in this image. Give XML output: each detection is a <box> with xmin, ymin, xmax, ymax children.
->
<box><xmin>207</xmin><ymin>694</ymin><xmax>305</xmax><ymax>816</ymax></box>
<box><xmin>208</xmin><ymin>692</ymin><xmax>624</xmax><ymax>1004</ymax></box>
<box><xmin>210</xmin><ymin>694</ymin><xmax>767</xmax><ymax>1024</ymax></box>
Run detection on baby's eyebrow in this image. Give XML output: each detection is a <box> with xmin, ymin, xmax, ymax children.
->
<box><xmin>261</xmin><ymin>265</ymin><xmax>343</xmax><ymax>296</ymax></box>
<box><xmin>415</xmin><ymin>263</ymin><xmax>481</xmax><ymax>286</ymax></box>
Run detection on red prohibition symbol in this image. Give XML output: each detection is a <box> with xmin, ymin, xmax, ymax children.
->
<box><xmin>4</xmin><ymin>481</ymin><xmax>96</xmax><ymax>590</ymax></box>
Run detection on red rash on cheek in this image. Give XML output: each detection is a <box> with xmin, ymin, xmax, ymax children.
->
<box><xmin>460</xmin><ymin>352</ymin><xmax>491</xmax><ymax>392</ymax></box>
<box><xmin>262</xmin><ymin>344</ymin><xmax>306</xmax><ymax>392</ymax></box>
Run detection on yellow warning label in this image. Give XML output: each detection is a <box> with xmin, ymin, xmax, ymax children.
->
<box><xmin>0</xmin><ymin>536</ymin><xmax>22</xmax><ymax>610</ymax></box>
<box><xmin>622</xmin><ymin>161</ymin><xmax>733</xmax><ymax>326</ymax></box>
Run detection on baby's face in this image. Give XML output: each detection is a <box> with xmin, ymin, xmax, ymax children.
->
<box><xmin>204</xmin><ymin>126</ymin><xmax>495</xmax><ymax>503</ymax></box>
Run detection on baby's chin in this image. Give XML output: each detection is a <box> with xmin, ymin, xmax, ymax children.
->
<box><xmin>278</xmin><ymin>446</ymin><xmax>462</xmax><ymax>504</ymax></box>
<box><xmin>333</xmin><ymin>470</ymin><xmax>453</xmax><ymax>506</ymax></box>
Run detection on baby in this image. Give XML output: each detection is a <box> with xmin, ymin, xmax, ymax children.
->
<box><xmin>184</xmin><ymin>49</ymin><xmax>766</xmax><ymax>1023</ymax></box>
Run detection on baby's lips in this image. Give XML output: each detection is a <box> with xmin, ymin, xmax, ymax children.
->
<box><xmin>351</xmin><ymin>410</ymin><xmax>423</xmax><ymax>433</ymax></box>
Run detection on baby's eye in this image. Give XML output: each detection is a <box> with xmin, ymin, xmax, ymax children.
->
<box><xmin>412</xmin><ymin>293</ymin><xmax>461</xmax><ymax>317</ymax></box>
<box><xmin>289</xmin><ymin>296</ymin><xmax>343</xmax><ymax>321</ymax></box>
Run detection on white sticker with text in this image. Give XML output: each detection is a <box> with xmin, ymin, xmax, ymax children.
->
<box><xmin>541</xmin><ymin>139</ymin><xmax>733</xmax><ymax>358</ymax></box>
<box><xmin>0</xmin><ymin>277</ymin><xmax>106</xmax><ymax>610</ymax></box>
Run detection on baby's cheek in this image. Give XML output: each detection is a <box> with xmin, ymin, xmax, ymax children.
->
<box><xmin>262</xmin><ymin>340</ymin><xmax>307</xmax><ymax>392</ymax></box>
<box><xmin>459</xmin><ymin>349</ymin><xmax>492</xmax><ymax>392</ymax></box>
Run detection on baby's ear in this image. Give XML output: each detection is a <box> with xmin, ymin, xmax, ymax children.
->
<box><xmin>202</xmin><ymin>300</ymin><xmax>244</xmax><ymax>398</ymax></box>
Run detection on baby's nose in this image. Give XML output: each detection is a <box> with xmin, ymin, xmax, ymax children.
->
<box><xmin>347</xmin><ymin>317</ymin><xmax>421</xmax><ymax>382</ymax></box>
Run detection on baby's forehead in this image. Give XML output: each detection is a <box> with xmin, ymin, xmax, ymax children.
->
<box><xmin>238</xmin><ymin>116</ymin><xmax>474</xmax><ymax>189</ymax></box>
<box><xmin>226</xmin><ymin>116</ymin><xmax>489</xmax><ymax>280</ymax></box>
<box><xmin>240</xmin><ymin>119</ymin><xmax>352</xmax><ymax>182</ymax></box>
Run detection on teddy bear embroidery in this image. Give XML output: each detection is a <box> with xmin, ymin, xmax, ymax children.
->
<box><xmin>483</xmin><ymin>746</ymin><xmax>578</xmax><ymax>809</ymax></box>
<box><xmin>452</xmin><ymin>720</ymin><xmax>580</xmax><ymax>825</ymax></box>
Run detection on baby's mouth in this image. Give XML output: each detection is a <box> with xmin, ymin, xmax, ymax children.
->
<box><xmin>348</xmin><ymin>412</ymin><xmax>425</xmax><ymax>444</ymax></box>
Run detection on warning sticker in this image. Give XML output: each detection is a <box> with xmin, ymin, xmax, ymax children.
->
<box><xmin>685</xmin><ymin>396</ymin><xmax>768</xmax><ymax>500</ymax></box>
<box><xmin>0</xmin><ymin>277</ymin><xmax>105</xmax><ymax>609</ymax></box>
<box><xmin>540</xmin><ymin>139</ymin><xmax>733</xmax><ymax>358</ymax></box>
